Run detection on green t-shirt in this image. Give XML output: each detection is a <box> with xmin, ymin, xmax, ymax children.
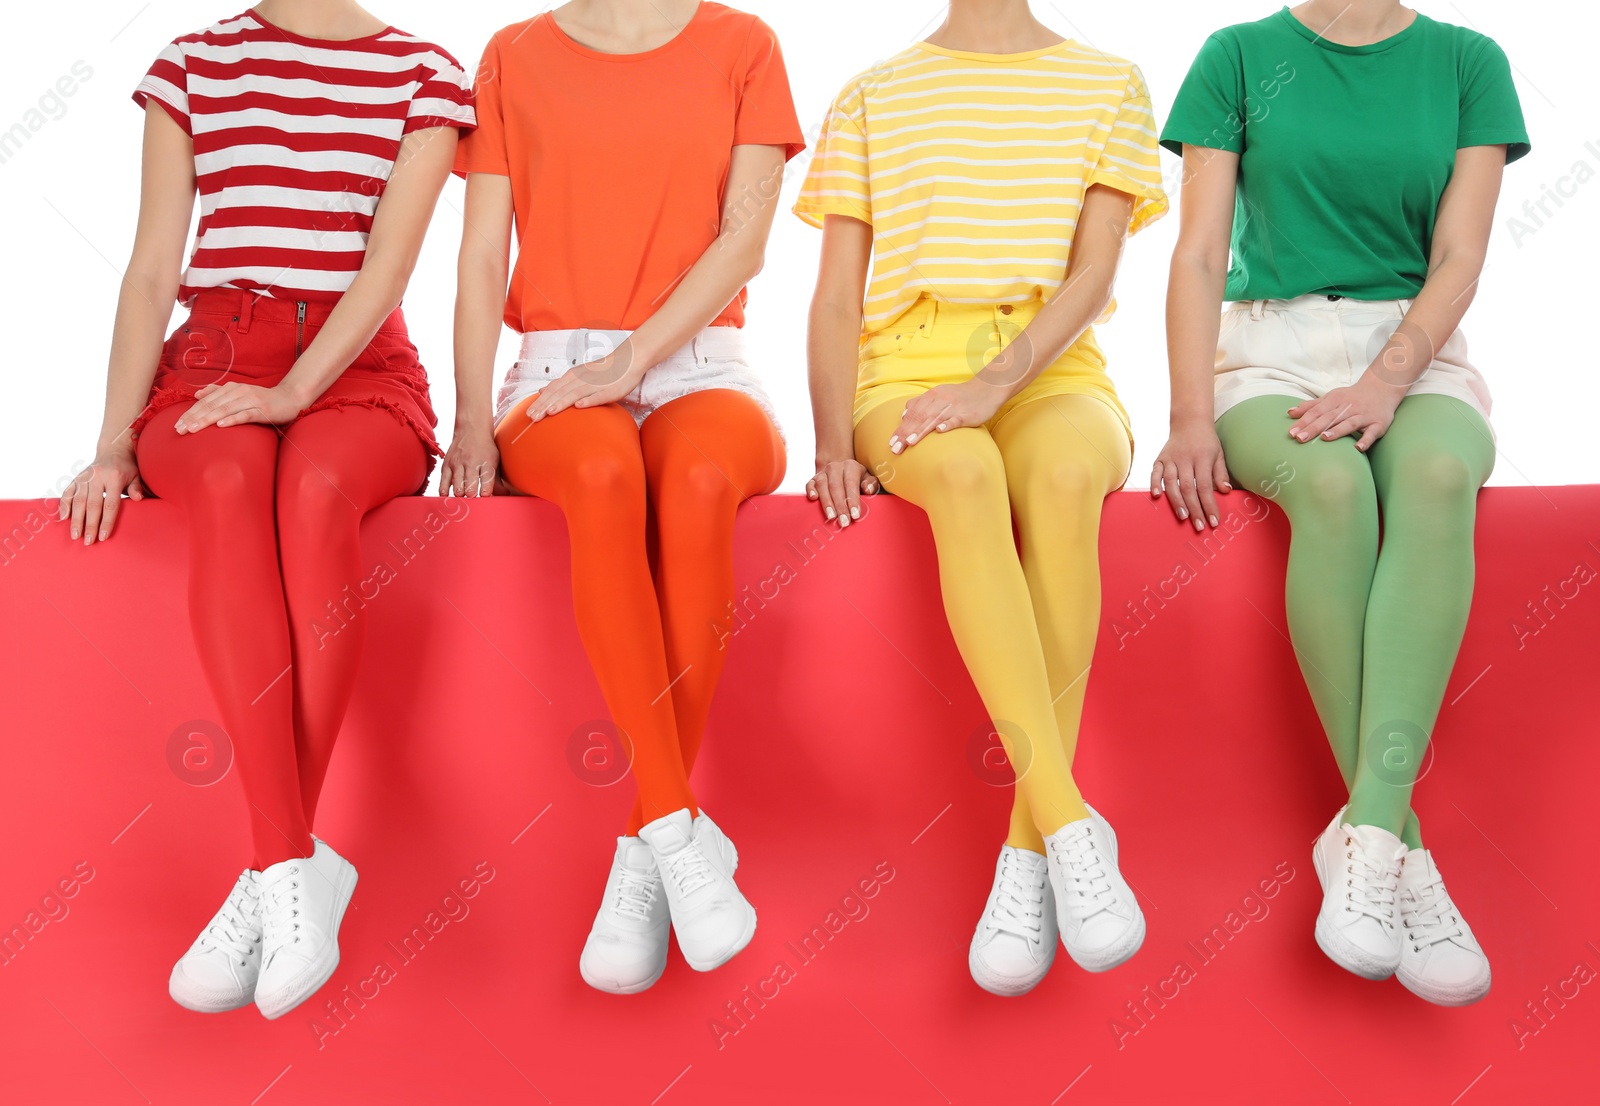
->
<box><xmin>1159</xmin><ymin>7</ymin><xmax>1529</xmax><ymax>301</ymax></box>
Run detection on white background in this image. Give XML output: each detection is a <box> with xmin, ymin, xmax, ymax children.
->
<box><xmin>1</xmin><ymin>1</ymin><xmax>1594</xmax><ymax>498</ymax></box>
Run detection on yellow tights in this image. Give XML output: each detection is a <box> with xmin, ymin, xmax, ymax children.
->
<box><xmin>856</xmin><ymin>391</ymin><xmax>1131</xmax><ymax>852</ymax></box>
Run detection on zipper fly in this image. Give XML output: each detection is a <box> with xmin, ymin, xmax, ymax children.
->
<box><xmin>295</xmin><ymin>301</ymin><xmax>307</xmax><ymax>357</ymax></box>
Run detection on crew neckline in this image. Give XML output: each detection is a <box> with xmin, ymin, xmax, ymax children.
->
<box><xmin>1278</xmin><ymin>5</ymin><xmax>1424</xmax><ymax>54</ymax></box>
<box><xmin>915</xmin><ymin>39</ymin><xmax>1075</xmax><ymax>63</ymax></box>
<box><xmin>544</xmin><ymin>2</ymin><xmax>705</xmax><ymax>62</ymax></box>
<box><xmin>247</xmin><ymin>7</ymin><xmax>395</xmax><ymax>46</ymax></box>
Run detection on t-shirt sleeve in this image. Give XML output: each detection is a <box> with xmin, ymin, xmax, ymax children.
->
<box><xmin>1458</xmin><ymin>35</ymin><xmax>1530</xmax><ymax>163</ymax></box>
<box><xmin>454</xmin><ymin>34</ymin><xmax>507</xmax><ymax>177</ymax></box>
<box><xmin>1158</xmin><ymin>32</ymin><xmax>1246</xmax><ymax>157</ymax></box>
<box><xmin>732</xmin><ymin>17</ymin><xmax>806</xmax><ymax>161</ymax></box>
<box><xmin>132</xmin><ymin>40</ymin><xmax>191</xmax><ymax>135</ymax></box>
<box><xmin>793</xmin><ymin>83</ymin><xmax>871</xmax><ymax>229</ymax></box>
<box><xmin>406</xmin><ymin>47</ymin><xmax>477</xmax><ymax>135</ymax></box>
<box><xmin>1088</xmin><ymin>64</ymin><xmax>1169</xmax><ymax>235</ymax></box>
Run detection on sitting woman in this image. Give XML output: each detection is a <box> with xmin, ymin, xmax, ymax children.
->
<box><xmin>1154</xmin><ymin>0</ymin><xmax>1528</xmax><ymax>1005</ymax></box>
<box><xmin>446</xmin><ymin>0</ymin><xmax>802</xmax><ymax>992</ymax></box>
<box><xmin>797</xmin><ymin>0</ymin><xmax>1168</xmax><ymax>995</ymax></box>
<box><xmin>59</xmin><ymin>0</ymin><xmax>474</xmax><ymax>1018</ymax></box>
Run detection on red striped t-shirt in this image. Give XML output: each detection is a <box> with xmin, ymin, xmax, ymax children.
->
<box><xmin>133</xmin><ymin>9</ymin><xmax>476</xmax><ymax>305</ymax></box>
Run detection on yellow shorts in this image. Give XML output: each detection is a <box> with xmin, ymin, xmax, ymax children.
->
<box><xmin>851</xmin><ymin>298</ymin><xmax>1132</xmax><ymax>443</ymax></box>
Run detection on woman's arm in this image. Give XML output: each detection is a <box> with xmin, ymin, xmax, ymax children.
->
<box><xmin>885</xmin><ymin>184</ymin><xmax>1136</xmax><ymax>454</ymax></box>
<box><xmin>440</xmin><ymin>172</ymin><xmax>513</xmax><ymax>497</ymax></box>
<box><xmin>523</xmin><ymin>143</ymin><xmax>789</xmax><ymax>422</ymax></box>
<box><xmin>805</xmin><ymin>214</ymin><xmax>876</xmax><ymax>526</ymax></box>
<box><xmin>176</xmin><ymin>125</ymin><xmax>461</xmax><ymax>433</ymax></box>
<box><xmin>1152</xmin><ymin>145</ymin><xmax>1239</xmax><ymax>530</ymax></box>
<box><xmin>1287</xmin><ymin>144</ymin><xmax>1508</xmax><ymax>448</ymax></box>
<box><xmin>59</xmin><ymin>103</ymin><xmax>195</xmax><ymax>545</ymax></box>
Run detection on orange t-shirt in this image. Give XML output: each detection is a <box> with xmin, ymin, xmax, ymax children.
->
<box><xmin>456</xmin><ymin>3</ymin><xmax>805</xmax><ymax>334</ymax></box>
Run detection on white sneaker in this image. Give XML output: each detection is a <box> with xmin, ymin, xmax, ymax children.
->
<box><xmin>969</xmin><ymin>845</ymin><xmax>1056</xmax><ymax>996</ymax></box>
<box><xmin>638</xmin><ymin>808</ymin><xmax>755</xmax><ymax>972</ymax></box>
<box><xmin>1397</xmin><ymin>848</ymin><xmax>1492</xmax><ymax>1005</ymax></box>
<box><xmin>1044</xmin><ymin>805</ymin><xmax>1145</xmax><ymax>972</ymax></box>
<box><xmin>1311</xmin><ymin>810</ymin><xmax>1405</xmax><ymax>980</ymax></box>
<box><xmin>169</xmin><ymin>870</ymin><xmax>263</xmax><ymax>1013</ymax></box>
<box><xmin>254</xmin><ymin>837</ymin><xmax>358</xmax><ymax>1020</ymax></box>
<box><xmin>580</xmin><ymin>837</ymin><xmax>670</xmax><ymax>994</ymax></box>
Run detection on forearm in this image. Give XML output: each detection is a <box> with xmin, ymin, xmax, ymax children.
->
<box><xmin>453</xmin><ymin>256</ymin><xmax>507</xmax><ymax>436</ymax></box>
<box><xmin>808</xmin><ymin>298</ymin><xmax>862</xmax><ymax>462</ymax></box>
<box><xmin>1362</xmin><ymin>253</ymin><xmax>1484</xmax><ymax>392</ymax></box>
<box><xmin>97</xmin><ymin>273</ymin><xmax>174</xmax><ymax>453</ymax></box>
<box><xmin>982</xmin><ymin>265</ymin><xmax>1116</xmax><ymax>400</ymax></box>
<box><xmin>275</xmin><ymin>262</ymin><xmax>412</xmax><ymax>408</ymax></box>
<box><xmin>627</xmin><ymin>231</ymin><xmax>765</xmax><ymax>369</ymax></box>
<box><xmin>1166</xmin><ymin>252</ymin><xmax>1228</xmax><ymax>428</ymax></box>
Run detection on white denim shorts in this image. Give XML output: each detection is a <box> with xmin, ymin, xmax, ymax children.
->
<box><xmin>493</xmin><ymin>325</ymin><xmax>782</xmax><ymax>438</ymax></box>
<box><xmin>1214</xmin><ymin>294</ymin><xmax>1492</xmax><ymax>429</ymax></box>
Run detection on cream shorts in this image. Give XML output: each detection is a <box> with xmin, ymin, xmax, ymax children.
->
<box><xmin>1214</xmin><ymin>294</ymin><xmax>1492</xmax><ymax>429</ymax></box>
<box><xmin>493</xmin><ymin>325</ymin><xmax>782</xmax><ymax>437</ymax></box>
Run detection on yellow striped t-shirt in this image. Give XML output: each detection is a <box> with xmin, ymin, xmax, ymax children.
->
<box><xmin>795</xmin><ymin>39</ymin><xmax>1168</xmax><ymax>336</ymax></box>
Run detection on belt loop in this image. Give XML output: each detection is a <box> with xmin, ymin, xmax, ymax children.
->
<box><xmin>1249</xmin><ymin>299</ymin><xmax>1265</xmax><ymax>321</ymax></box>
<box><xmin>237</xmin><ymin>291</ymin><xmax>254</xmax><ymax>333</ymax></box>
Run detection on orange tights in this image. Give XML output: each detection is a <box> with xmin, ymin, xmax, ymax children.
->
<box><xmin>496</xmin><ymin>389</ymin><xmax>785</xmax><ymax>834</ymax></box>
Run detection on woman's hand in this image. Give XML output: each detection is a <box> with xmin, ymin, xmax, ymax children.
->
<box><xmin>807</xmin><ymin>455</ymin><xmax>880</xmax><ymax>528</ymax></box>
<box><xmin>526</xmin><ymin>344</ymin><xmax>647</xmax><ymax>422</ymax></box>
<box><xmin>888</xmin><ymin>380</ymin><xmax>1005</xmax><ymax>454</ymax></box>
<box><xmin>1152</xmin><ymin>421</ymin><xmax>1231</xmax><ymax>531</ymax></box>
<box><xmin>1287</xmin><ymin>375</ymin><xmax>1403</xmax><ymax>452</ymax></box>
<box><xmin>59</xmin><ymin>443</ymin><xmax>144</xmax><ymax>546</ymax></box>
<box><xmin>440</xmin><ymin>427</ymin><xmax>500</xmax><ymax>497</ymax></box>
<box><xmin>176</xmin><ymin>382</ymin><xmax>305</xmax><ymax>433</ymax></box>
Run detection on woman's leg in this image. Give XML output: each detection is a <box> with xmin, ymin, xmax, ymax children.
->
<box><xmin>135</xmin><ymin>405</ymin><xmax>312</xmax><ymax>869</ymax></box>
<box><xmin>855</xmin><ymin>399</ymin><xmax>1085</xmax><ymax>837</ymax></box>
<box><xmin>1214</xmin><ymin>396</ymin><xmax>1419</xmax><ymax>840</ymax></box>
<box><xmin>496</xmin><ymin>401</ymin><xmax>697</xmax><ymax>825</ymax></box>
<box><xmin>988</xmin><ymin>393</ymin><xmax>1132</xmax><ymax>853</ymax></box>
<box><xmin>628</xmin><ymin>389</ymin><xmax>785</xmax><ymax>834</ymax></box>
<box><xmin>1347</xmin><ymin>395</ymin><xmax>1495</xmax><ymax>835</ymax></box>
<box><xmin>274</xmin><ymin>407</ymin><xmax>429</xmax><ymax>826</ymax></box>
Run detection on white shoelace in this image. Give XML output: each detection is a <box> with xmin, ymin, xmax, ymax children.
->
<box><xmin>1052</xmin><ymin>826</ymin><xmax>1117</xmax><ymax>920</ymax></box>
<box><xmin>1342</xmin><ymin>836</ymin><xmax>1400</xmax><ymax>926</ymax></box>
<box><xmin>986</xmin><ymin>853</ymin><xmax>1045</xmax><ymax>939</ymax></box>
<box><xmin>200</xmin><ymin>873</ymin><xmax>260</xmax><ymax>962</ymax></box>
<box><xmin>261</xmin><ymin>864</ymin><xmax>305</xmax><ymax>950</ymax></box>
<box><xmin>659</xmin><ymin>843</ymin><xmax>716</xmax><ymax>898</ymax></box>
<box><xmin>612</xmin><ymin>865</ymin><xmax>660</xmax><ymax>922</ymax></box>
<box><xmin>1401</xmin><ymin>870</ymin><xmax>1465</xmax><ymax>951</ymax></box>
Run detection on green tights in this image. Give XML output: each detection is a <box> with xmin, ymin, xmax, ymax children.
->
<box><xmin>1215</xmin><ymin>394</ymin><xmax>1495</xmax><ymax>848</ymax></box>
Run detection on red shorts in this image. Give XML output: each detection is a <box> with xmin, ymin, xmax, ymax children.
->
<box><xmin>130</xmin><ymin>288</ymin><xmax>442</xmax><ymax>473</ymax></box>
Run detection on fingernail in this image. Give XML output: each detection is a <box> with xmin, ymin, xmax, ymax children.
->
<box><xmin>906</xmin><ymin>434</ymin><xmax>918</xmax><ymax>444</ymax></box>
<box><xmin>890</xmin><ymin>441</ymin><xmax>903</xmax><ymax>455</ymax></box>
<box><xmin>1221</xmin><ymin>482</ymin><xmax>1232</xmax><ymax>491</ymax></box>
<box><xmin>937</xmin><ymin>423</ymin><xmax>947</xmax><ymax>431</ymax></box>
<box><xmin>824</xmin><ymin>507</ymin><xmax>836</xmax><ymax>520</ymax></box>
<box><xmin>1209</xmin><ymin>515</ymin><xmax>1219</xmax><ymax>527</ymax></box>
<box><xmin>850</xmin><ymin>506</ymin><xmax>860</xmax><ymax>520</ymax></box>
<box><xmin>839</xmin><ymin>516</ymin><xmax>850</xmax><ymax>528</ymax></box>
<box><xmin>1177</xmin><ymin>508</ymin><xmax>1188</xmax><ymax>520</ymax></box>
<box><xmin>71</xmin><ymin>528</ymin><xmax>79</xmax><ymax>539</ymax></box>
<box><xmin>1194</xmin><ymin>519</ymin><xmax>1205</xmax><ymax>532</ymax></box>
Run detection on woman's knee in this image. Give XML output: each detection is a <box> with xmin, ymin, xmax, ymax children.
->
<box><xmin>276</xmin><ymin>453</ymin><xmax>360</xmax><ymax>528</ymax></box>
<box><xmin>1295</xmin><ymin>459</ymin><xmax>1376</xmax><ymax>521</ymax></box>
<box><xmin>1386</xmin><ymin>449</ymin><xmax>1480</xmax><ymax>504</ymax></box>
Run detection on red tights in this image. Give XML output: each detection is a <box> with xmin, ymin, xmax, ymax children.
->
<box><xmin>137</xmin><ymin>403</ymin><xmax>427</xmax><ymax>869</ymax></box>
<box><xmin>496</xmin><ymin>389</ymin><xmax>785</xmax><ymax>834</ymax></box>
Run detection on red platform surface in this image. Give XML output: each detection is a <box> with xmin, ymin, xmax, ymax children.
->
<box><xmin>1</xmin><ymin>488</ymin><xmax>1597</xmax><ymax>1106</ymax></box>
